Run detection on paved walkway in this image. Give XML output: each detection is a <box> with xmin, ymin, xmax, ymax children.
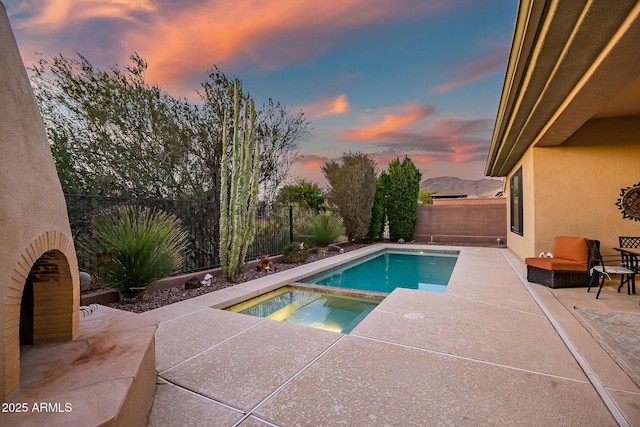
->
<box><xmin>144</xmin><ymin>245</ymin><xmax>640</xmax><ymax>426</ymax></box>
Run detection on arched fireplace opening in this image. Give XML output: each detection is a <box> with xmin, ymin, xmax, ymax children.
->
<box><xmin>19</xmin><ymin>275</ymin><xmax>34</xmax><ymax>347</ymax></box>
<box><xmin>4</xmin><ymin>234</ymin><xmax>78</xmax><ymax>399</ymax></box>
<box><xmin>18</xmin><ymin>250</ymin><xmax>74</xmax><ymax>351</ymax></box>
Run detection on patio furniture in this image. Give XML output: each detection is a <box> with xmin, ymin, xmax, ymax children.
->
<box><xmin>618</xmin><ymin>236</ymin><xmax>640</xmax><ymax>248</ymax></box>
<box><xmin>525</xmin><ymin>236</ymin><xmax>595</xmax><ymax>288</ymax></box>
<box><xmin>618</xmin><ymin>236</ymin><xmax>640</xmax><ymax>270</ymax></box>
<box><xmin>612</xmin><ymin>246</ymin><xmax>639</xmax><ymax>295</ymax></box>
<box><xmin>588</xmin><ymin>240</ymin><xmax>636</xmax><ymax>299</ymax></box>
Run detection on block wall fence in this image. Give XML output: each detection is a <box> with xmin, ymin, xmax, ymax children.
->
<box><xmin>414</xmin><ymin>198</ymin><xmax>507</xmax><ymax>245</ymax></box>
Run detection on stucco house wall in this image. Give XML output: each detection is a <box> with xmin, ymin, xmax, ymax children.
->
<box><xmin>0</xmin><ymin>2</ymin><xmax>79</xmax><ymax>399</ymax></box>
<box><xmin>505</xmin><ymin>117</ymin><xmax>640</xmax><ymax>261</ymax></box>
<box><xmin>487</xmin><ymin>1</ymin><xmax>640</xmax><ymax>261</ymax></box>
<box><xmin>504</xmin><ymin>150</ymin><xmax>535</xmax><ymax>261</ymax></box>
<box><xmin>534</xmin><ymin>119</ymin><xmax>640</xmax><ymax>254</ymax></box>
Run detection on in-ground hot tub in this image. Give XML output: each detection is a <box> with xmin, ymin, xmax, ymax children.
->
<box><xmin>226</xmin><ymin>286</ymin><xmax>382</xmax><ymax>333</ymax></box>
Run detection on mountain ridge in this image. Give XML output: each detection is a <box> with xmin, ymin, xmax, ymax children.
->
<box><xmin>420</xmin><ymin>176</ymin><xmax>503</xmax><ymax>197</ymax></box>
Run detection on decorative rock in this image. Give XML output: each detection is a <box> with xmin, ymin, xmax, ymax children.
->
<box><xmin>79</xmin><ymin>271</ymin><xmax>92</xmax><ymax>292</ymax></box>
<box><xmin>256</xmin><ymin>255</ymin><xmax>273</xmax><ymax>271</ymax></box>
<box><xmin>201</xmin><ymin>273</ymin><xmax>213</xmax><ymax>286</ymax></box>
<box><xmin>184</xmin><ymin>277</ymin><xmax>201</xmax><ymax>289</ymax></box>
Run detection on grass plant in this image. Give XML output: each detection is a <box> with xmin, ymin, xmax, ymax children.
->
<box><xmin>296</xmin><ymin>213</ymin><xmax>345</xmax><ymax>247</ymax></box>
<box><xmin>89</xmin><ymin>205</ymin><xmax>189</xmax><ymax>297</ymax></box>
<box><xmin>282</xmin><ymin>242</ymin><xmax>309</xmax><ymax>263</ymax></box>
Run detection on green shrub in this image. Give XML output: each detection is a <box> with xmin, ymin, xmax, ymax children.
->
<box><xmin>418</xmin><ymin>188</ymin><xmax>436</xmax><ymax>204</ymax></box>
<box><xmin>364</xmin><ymin>174</ymin><xmax>387</xmax><ymax>243</ymax></box>
<box><xmin>89</xmin><ymin>206</ymin><xmax>189</xmax><ymax>297</ymax></box>
<box><xmin>296</xmin><ymin>213</ymin><xmax>344</xmax><ymax>247</ymax></box>
<box><xmin>282</xmin><ymin>242</ymin><xmax>309</xmax><ymax>263</ymax></box>
<box><xmin>385</xmin><ymin>157</ymin><xmax>422</xmax><ymax>241</ymax></box>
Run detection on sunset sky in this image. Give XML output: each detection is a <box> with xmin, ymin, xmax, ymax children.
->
<box><xmin>4</xmin><ymin>0</ymin><xmax>516</xmax><ymax>186</ymax></box>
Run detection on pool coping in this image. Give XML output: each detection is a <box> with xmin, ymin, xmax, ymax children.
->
<box><xmin>288</xmin><ymin>282</ymin><xmax>388</xmax><ymax>301</ymax></box>
<box><xmin>147</xmin><ymin>243</ymin><xmax>456</xmax><ymax>317</ymax></box>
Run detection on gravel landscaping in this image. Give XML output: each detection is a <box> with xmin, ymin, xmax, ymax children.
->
<box><xmin>107</xmin><ymin>244</ymin><xmax>367</xmax><ymax>313</ymax></box>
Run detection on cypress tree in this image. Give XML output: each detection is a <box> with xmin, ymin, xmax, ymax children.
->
<box><xmin>385</xmin><ymin>157</ymin><xmax>422</xmax><ymax>241</ymax></box>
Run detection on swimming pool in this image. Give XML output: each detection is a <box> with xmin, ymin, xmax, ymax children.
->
<box><xmin>302</xmin><ymin>249</ymin><xmax>458</xmax><ymax>293</ymax></box>
<box><xmin>226</xmin><ymin>286</ymin><xmax>380</xmax><ymax>333</ymax></box>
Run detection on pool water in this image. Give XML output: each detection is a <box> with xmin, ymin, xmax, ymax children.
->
<box><xmin>303</xmin><ymin>250</ymin><xmax>458</xmax><ymax>293</ymax></box>
<box><xmin>226</xmin><ymin>287</ymin><xmax>379</xmax><ymax>333</ymax></box>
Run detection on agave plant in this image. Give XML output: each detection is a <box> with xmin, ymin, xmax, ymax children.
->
<box><xmin>296</xmin><ymin>213</ymin><xmax>345</xmax><ymax>248</ymax></box>
<box><xmin>89</xmin><ymin>205</ymin><xmax>189</xmax><ymax>297</ymax></box>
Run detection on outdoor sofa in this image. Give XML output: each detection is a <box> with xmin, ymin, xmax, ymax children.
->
<box><xmin>525</xmin><ymin>236</ymin><xmax>597</xmax><ymax>288</ymax></box>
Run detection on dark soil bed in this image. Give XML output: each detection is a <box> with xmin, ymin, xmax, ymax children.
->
<box><xmin>107</xmin><ymin>244</ymin><xmax>368</xmax><ymax>313</ymax></box>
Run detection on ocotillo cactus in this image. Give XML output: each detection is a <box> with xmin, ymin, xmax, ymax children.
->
<box><xmin>219</xmin><ymin>79</ymin><xmax>260</xmax><ymax>281</ymax></box>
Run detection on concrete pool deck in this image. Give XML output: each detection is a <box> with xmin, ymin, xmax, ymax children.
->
<box><xmin>144</xmin><ymin>244</ymin><xmax>640</xmax><ymax>426</ymax></box>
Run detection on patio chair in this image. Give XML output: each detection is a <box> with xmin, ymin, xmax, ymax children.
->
<box><xmin>618</xmin><ymin>236</ymin><xmax>640</xmax><ymax>249</ymax></box>
<box><xmin>618</xmin><ymin>236</ymin><xmax>640</xmax><ymax>270</ymax></box>
<box><xmin>525</xmin><ymin>236</ymin><xmax>594</xmax><ymax>288</ymax></box>
<box><xmin>587</xmin><ymin>239</ymin><xmax>636</xmax><ymax>299</ymax></box>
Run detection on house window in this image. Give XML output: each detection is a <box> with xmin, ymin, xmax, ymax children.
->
<box><xmin>510</xmin><ymin>167</ymin><xmax>523</xmax><ymax>235</ymax></box>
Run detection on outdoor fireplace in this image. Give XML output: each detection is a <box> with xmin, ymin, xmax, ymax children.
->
<box><xmin>0</xmin><ymin>3</ymin><xmax>79</xmax><ymax>400</ymax></box>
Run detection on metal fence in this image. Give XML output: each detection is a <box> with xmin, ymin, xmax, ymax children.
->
<box><xmin>65</xmin><ymin>194</ymin><xmax>315</xmax><ymax>277</ymax></box>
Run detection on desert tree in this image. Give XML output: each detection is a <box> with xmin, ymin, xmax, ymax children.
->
<box><xmin>31</xmin><ymin>55</ymin><xmax>310</xmax><ymax>203</ymax></box>
<box><xmin>276</xmin><ymin>179</ymin><xmax>325</xmax><ymax>210</ymax></box>
<box><xmin>199</xmin><ymin>66</ymin><xmax>311</xmax><ymax>204</ymax></box>
<box><xmin>30</xmin><ymin>52</ymin><xmax>204</xmax><ymax>198</ymax></box>
<box><xmin>322</xmin><ymin>152</ymin><xmax>377</xmax><ymax>241</ymax></box>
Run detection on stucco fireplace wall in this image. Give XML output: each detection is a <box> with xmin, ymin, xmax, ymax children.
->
<box><xmin>0</xmin><ymin>2</ymin><xmax>79</xmax><ymax>400</ymax></box>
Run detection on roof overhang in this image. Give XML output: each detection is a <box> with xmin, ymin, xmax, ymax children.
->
<box><xmin>485</xmin><ymin>0</ymin><xmax>640</xmax><ymax>177</ymax></box>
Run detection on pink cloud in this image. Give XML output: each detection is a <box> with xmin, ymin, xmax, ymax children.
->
<box><xmin>9</xmin><ymin>0</ymin><xmax>453</xmax><ymax>93</ymax></box>
<box><xmin>342</xmin><ymin>103</ymin><xmax>435</xmax><ymax>141</ymax></box>
<box><xmin>447</xmin><ymin>144</ymin><xmax>487</xmax><ymax>163</ymax></box>
<box><xmin>290</xmin><ymin>153</ymin><xmax>336</xmax><ymax>185</ymax></box>
<box><xmin>369</xmin><ymin>151</ymin><xmax>439</xmax><ymax>166</ymax></box>
<box><xmin>369</xmin><ymin>115</ymin><xmax>491</xmax><ymax>152</ymax></box>
<box><xmin>428</xmin><ymin>116</ymin><xmax>490</xmax><ymax>140</ymax></box>
<box><xmin>134</xmin><ymin>1</ymin><xmax>452</xmax><ymax>91</ymax></box>
<box><xmin>431</xmin><ymin>46</ymin><xmax>508</xmax><ymax>94</ymax></box>
<box><xmin>7</xmin><ymin>0</ymin><xmax>158</xmax><ymax>69</ymax></box>
<box><xmin>11</xmin><ymin>0</ymin><xmax>156</xmax><ymax>30</ymax></box>
<box><xmin>290</xmin><ymin>143</ymin><xmax>490</xmax><ymax>186</ymax></box>
<box><xmin>294</xmin><ymin>154</ymin><xmax>330</xmax><ymax>169</ymax></box>
<box><xmin>367</xmin><ymin>146</ymin><xmax>487</xmax><ymax>169</ymax></box>
<box><xmin>338</xmin><ymin>115</ymin><xmax>492</xmax><ymax>166</ymax></box>
<box><xmin>301</xmin><ymin>94</ymin><xmax>349</xmax><ymax>119</ymax></box>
